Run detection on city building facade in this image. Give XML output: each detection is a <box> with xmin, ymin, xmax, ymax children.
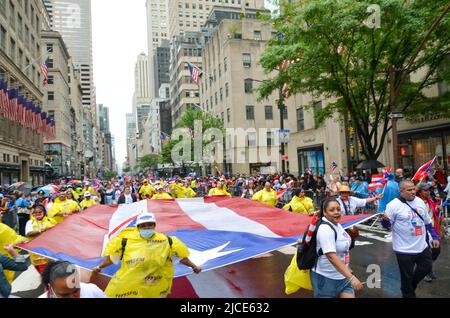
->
<box><xmin>0</xmin><ymin>0</ymin><xmax>48</xmax><ymax>186</ymax></box>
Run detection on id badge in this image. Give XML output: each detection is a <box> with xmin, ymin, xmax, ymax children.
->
<box><xmin>415</xmin><ymin>227</ymin><xmax>423</xmax><ymax>236</ymax></box>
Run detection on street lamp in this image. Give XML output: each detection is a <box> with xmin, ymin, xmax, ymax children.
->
<box><xmin>245</xmin><ymin>78</ymin><xmax>287</xmax><ymax>174</ymax></box>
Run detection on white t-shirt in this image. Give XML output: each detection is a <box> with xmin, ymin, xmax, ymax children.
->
<box><xmin>39</xmin><ymin>283</ymin><xmax>106</xmax><ymax>298</ymax></box>
<box><xmin>336</xmin><ymin>197</ymin><xmax>367</xmax><ymax>215</ymax></box>
<box><xmin>124</xmin><ymin>194</ymin><xmax>134</xmax><ymax>204</ymax></box>
<box><xmin>385</xmin><ymin>197</ymin><xmax>431</xmax><ymax>254</ymax></box>
<box><xmin>313</xmin><ymin>217</ymin><xmax>352</xmax><ymax>280</ymax></box>
<box><xmin>25</xmin><ymin>220</ymin><xmax>35</xmax><ymax>236</ymax></box>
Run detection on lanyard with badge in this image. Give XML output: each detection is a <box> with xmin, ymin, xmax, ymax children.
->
<box><xmin>400</xmin><ymin>198</ymin><xmax>425</xmax><ymax>237</ymax></box>
<box><xmin>340</xmin><ymin>198</ymin><xmax>350</xmax><ymax>215</ymax></box>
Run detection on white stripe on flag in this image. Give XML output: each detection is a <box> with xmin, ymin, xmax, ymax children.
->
<box><xmin>102</xmin><ymin>200</ymin><xmax>148</xmax><ymax>254</ymax></box>
<box><xmin>176</xmin><ymin>198</ymin><xmax>281</xmax><ymax>238</ymax></box>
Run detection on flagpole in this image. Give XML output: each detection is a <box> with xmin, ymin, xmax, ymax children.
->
<box><xmin>22</xmin><ymin>49</ymin><xmax>51</xmax><ymax>73</ymax></box>
<box><xmin>188</xmin><ymin>62</ymin><xmax>214</xmax><ymax>81</ymax></box>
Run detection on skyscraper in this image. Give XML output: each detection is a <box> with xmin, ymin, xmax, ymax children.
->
<box><xmin>168</xmin><ymin>0</ymin><xmax>266</xmax><ymax>39</ymax></box>
<box><xmin>44</xmin><ymin>0</ymin><xmax>94</xmax><ymax>111</ymax></box>
<box><xmin>134</xmin><ymin>53</ymin><xmax>151</xmax><ymax>105</ymax></box>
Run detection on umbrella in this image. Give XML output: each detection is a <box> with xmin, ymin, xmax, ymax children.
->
<box><xmin>37</xmin><ymin>185</ymin><xmax>59</xmax><ymax>196</ymax></box>
<box><xmin>7</xmin><ymin>182</ymin><xmax>32</xmax><ymax>195</ymax></box>
<box><xmin>68</xmin><ymin>180</ymin><xmax>82</xmax><ymax>184</ymax></box>
<box><xmin>356</xmin><ymin>160</ymin><xmax>385</xmax><ymax>170</ymax></box>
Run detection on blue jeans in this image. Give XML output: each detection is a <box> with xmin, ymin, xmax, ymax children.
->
<box><xmin>311</xmin><ymin>271</ymin><xmax>354</xmax><ymax>298</ymax></box>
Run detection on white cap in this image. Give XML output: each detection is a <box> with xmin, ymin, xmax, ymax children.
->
<box><xmin>84</xmin><ymin>191</ymin><xmax>91</xmax><ymax>197</ymax></box>
<box><xmin>136</xmin><ymin>213</ymin><xmax>156</xmax><ymax>226</ymax></box>
<box><xmin>154</xmin><ymin>184</ymin><xmax>163</xmax><ymax>190</ymax></box>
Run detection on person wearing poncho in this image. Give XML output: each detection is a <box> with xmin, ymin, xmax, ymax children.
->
<box><xmin>0</xmin><ymin>223</ymin><xmax>28</xmax><ymax>284</ymax></box>
<box><xmin>252</xmin><ymin>182</ymin><xmax>278</xmax><ymax>207</ymax></box>
<box><xmin>93</xmin><ymin>213</ymin><xmax>201</xmax><ymax>298</ymax></box>
<box><xmin>25</xmin><ymin>205</ymin><xmax>57</xmax><ymax>273</ymax></box>
<box><xmin>283</xmin><ymin>189</ymin><xmax>315</xmax><ymax>215</ymax></box>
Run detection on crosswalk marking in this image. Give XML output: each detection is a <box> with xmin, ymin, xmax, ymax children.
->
<box><xmin>11</xmin><ymin>266</ymin><xmax>42</xmax><ymax>294</ymax></box>
<box><xmin>359</xmin><ymin>231</ymin><xmax>392</xmax><ymax>243</ymax></box>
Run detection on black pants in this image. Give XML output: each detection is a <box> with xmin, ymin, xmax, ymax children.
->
<box><xmin>18</xmin><ymin>214</ymin><xmax>30</xmax><ymax>236</ymax></box>
<box><xmin>395</xmin><ymin>248</ymin><xmax>432</xmax><ymax>298</ymax></box>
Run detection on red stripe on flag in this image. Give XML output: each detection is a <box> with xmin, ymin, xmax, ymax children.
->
<box><xmin>147</xmin><ymin>199</ymin><xmax>206</xmax><ymax>233</ymax></box>
<box><xmin>213</xmin><ymin>197</ymin><xmax>311</xmax><ymax>237</ymax></box>
<box><xmin>20</xmin><ymin>205</ymin><xmax>114</xmax><ymax>259</ymax></box>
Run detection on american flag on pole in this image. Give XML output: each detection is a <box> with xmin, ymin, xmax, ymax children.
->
<box><xmin>187</xmin><ymin>62</ymin><xmax>201</xmax><ymax>85</ymax></box>
<box><xmin>331</xmin><ymin>161</ymin><xmax>338</xmax><ymax>172</ymax></box>
<box><xmin>41</xmin><ymin>58</ymin><xmax>49</xmax><ymax>86</ymax></box>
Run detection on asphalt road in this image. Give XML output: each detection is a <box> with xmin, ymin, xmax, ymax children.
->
<box><xmin>10</xmin><ymin>223</ymin><xmax>450</xmax><ymax>298</ymax></box>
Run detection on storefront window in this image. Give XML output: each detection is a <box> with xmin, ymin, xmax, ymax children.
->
<box><xmin>297</xmin><ymin>146</ymin><xmax>325</xmax><ymax>175</ymax></box>
<box><xmin>399</xmin><ymin>127</ymin><xmax>450</xmax><ymax>175</ymax></box>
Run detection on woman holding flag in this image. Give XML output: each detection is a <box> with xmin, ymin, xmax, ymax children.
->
<box><xmin>93</xmin><ymin>212</ymin><xmax>201</xmax><ymax>298</ymax></box>
<box><xmin>337</xmin><ymin>185</ymin><xmax>383</xmax><ymax>216</ymax></box>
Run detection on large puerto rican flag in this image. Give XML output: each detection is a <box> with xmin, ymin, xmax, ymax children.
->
<box><xmin>19</xmin><ymin>197</ymin><xmax>374</xmax><ymax>278</ymax></box>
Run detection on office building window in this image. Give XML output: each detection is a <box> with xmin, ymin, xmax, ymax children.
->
<box><xmin>242</xmin><ymin>53</ymin><xmax>251</xmax><ymax>67</ymax></box>
<box><xmin>225</xmin><ymin>82</ymin><xmax>229</xmax><ymax>97</ymax></box>
<box><xmin>48</xmin><ymin>91</ymin><xmax>54</xmax><ymax>100</ymax></box>
<box><xmin>297</xmin><ymin>108</ymin><xmax>304</xmax><ymax>131</ymax></box>
<box><xmin>254</xmin><ymin>30</ymin><xmax>262</xmax><ymax>41</ymax></box>
<box><xmin>47</xmin><ymin>75</ymin><xmax>54</xmax><ymax>85</ymax></box>
<box><xmin>248</xmin><ymin>131</ymin><xmax>257</xmax><ymax>147</ymax></box>
<box><xmin>246</xmin><ymin>105</ymin><xmax>254</xmax><ymax>120</ymax></box>
<box><xmin>265</xmin><ymin>106</ymin><xmax>273</xmax><ymax>120</ymax></box>
<box><xmin>46</xmin><ymin>43</ymin><xmax>53</xmax><ymax>53</ymax></box>
<box><xmin>267</xmin><ymin>131</ymin><xmax>273</xmax><ymax>146</ymax></box>
<box><xmin>314</xmin><ymin>101</ymin><xmax>322</xmax><ymax>128</ymax></box>
<box><xmin>244</xmin><ymin>79</ymin><xmax>253</xmax><ymax>93</ymax></box>
<box><xmin>227</xmin><ymin>108</ymin><xmax>230</xmax><ymax>123</ymax></box>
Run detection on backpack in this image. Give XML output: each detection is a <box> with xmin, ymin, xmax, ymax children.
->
<box><xmin>296</xmin><ymin>219</ymin><xmax>337</xmax><ymax>270</ymax></box>
<box><xmin>120</xmin><ymin>235</ymin><xmax>173</xmax><ymax>261</ymax></box>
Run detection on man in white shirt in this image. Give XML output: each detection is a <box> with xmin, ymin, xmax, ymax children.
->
<box><xmin>336</xmin><ymin>185</ymin><xmax>382</xmax><ymax>215</ymax></box>
<box><xmin>382</xmin><ymin>180</ymin><xmax>440</xmax><ymax>298</ymax></box>
<box><xmin>39</xmin><ymin>261</ymin><xmax>106</xmax><ymax>298</ymax></box>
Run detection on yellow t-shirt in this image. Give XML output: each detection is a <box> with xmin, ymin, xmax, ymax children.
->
<box><xmin>252</xmin><ymin>189</ymin><xmax>278</xmax><ymax>207</ymax></box>
<box><xmin>151</xmin><ymin>193</ymin><xmax>173</xmax><ymax>200</ymax></box>
<box><xmin>176</xmin><ymin>187</ymin><xmax>196</xmax><ymax>198</ymax></box>
<box><xmin>47</xmin><ymin>199</ymin><xmax>80</xmax><ymax>224</ymax></box>
<box><xmin>103</xmin><ymin>229</ymin><xmax>189</xmax><ymax>298</ymax></box>
<box><xmin>0</xmin><ymin>223</ymin><xmax>29</xmax><ymax>283</ymax></box>
<box><xmin>80</xmin><ymin>198</ymin><xmax>97</xmax><ymax>210</ymax></box>
<box><xmin>208</xmin><ymin>188</ymin><xmax>231</xmax><ymax>197</ymax></box>
<box><xmin>139</xmin><ymin>184</ymin><xmax>155</xmax><ymax>199</ymax></box>
<box><xmin>283</xmin><ymin>196</ymin><xmax>308</xmax><ymax>214</ymax></box>
<box><xmin>296</xmin><ymin>196</ymin><xmax>315</xmax><ymax>214</ymax></box>
<box><xmin>26</xmin><ymin>216</ymin><xmax>56</xmax><ymax>266</ymax></box>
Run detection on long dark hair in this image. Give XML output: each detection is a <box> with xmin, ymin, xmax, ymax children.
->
<box><xmin>319</xmin><ymin>198</ymin><xmax>339</xmax><ymax>218</ymax></box>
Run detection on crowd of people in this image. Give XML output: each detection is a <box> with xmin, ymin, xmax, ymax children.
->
<box><xmin>0</xmin><ymin>165</ymin><xmax>449</xmax><ymax>298</ymax></box>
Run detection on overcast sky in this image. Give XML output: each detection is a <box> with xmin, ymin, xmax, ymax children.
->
<box><xmin>91</xmin><ymin>0</ymin><xmax>274</xmax><ymax>172</ymax></box>
<box><xmin>92</xmin><ymin>0</ymin><xmax>147</xmax><ymax>171</ymax></box>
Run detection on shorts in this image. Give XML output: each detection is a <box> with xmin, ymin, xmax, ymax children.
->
<box><xmin>310</xmin><ymin>271</ymin><xmax>354</xmax><ymax>298</ymax></box>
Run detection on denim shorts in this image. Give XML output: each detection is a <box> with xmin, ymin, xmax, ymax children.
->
<box><xmin>310</xmin><ymin>271</ymin><xmax>354</xmax><ymax>298</ymax></box>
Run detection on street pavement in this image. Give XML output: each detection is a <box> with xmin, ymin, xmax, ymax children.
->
<box><xmin>10</xmin><ymin>223</ymin><xmax>450</xmax><ymax>298</ymax></box>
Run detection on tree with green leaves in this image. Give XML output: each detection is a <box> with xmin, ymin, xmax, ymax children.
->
<box><xmin>160</xmin><ymin>107</ymin><xmax>224</xmax><ymax>164</ymax></box>
<box><xmin>137</xmin><ymin>154</ymin><xmax>160</xmax><ymax>170</ymax></box>
<box><xmin>259</xmin><ymin>0</ymin><xmax>450</xmax><ymax>161</ymax></box>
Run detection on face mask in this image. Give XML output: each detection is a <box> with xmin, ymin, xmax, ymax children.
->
<box><xmin>140</xmin><ymin>229</ymin><xmax>155</xmax><ymax>239</ymax></box>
